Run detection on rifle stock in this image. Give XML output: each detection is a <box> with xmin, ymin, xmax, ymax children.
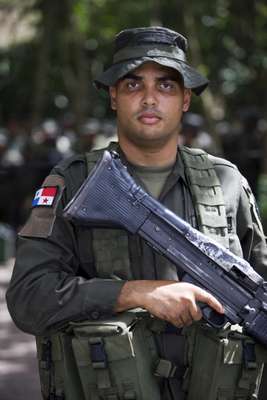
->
<box><xmin>63</xmin><ymin>150</ymin><xmax>267</xmax><ymax>346</ymax></box>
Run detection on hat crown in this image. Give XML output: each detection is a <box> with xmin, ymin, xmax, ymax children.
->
<box><xmin>94</xmin><ymin>26</ymin><xmax>209</xmax><ymax>96</ymax></box>
<box><xmin>115</xmin><ymin>27</ymin><xmax>188</xmax><ymax>53</ymax></box>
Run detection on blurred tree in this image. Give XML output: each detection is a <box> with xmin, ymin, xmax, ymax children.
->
<box><xmin>0</xmin><ymin>0</ymin><xmax>266</xmax><ymax>132</ymax></box>
<box><xmin>31</xmin><ymin>0</ymin><xmax>90</xmax><ymax>128</ymax></box>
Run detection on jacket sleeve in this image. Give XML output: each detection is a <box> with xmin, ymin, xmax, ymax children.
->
<box><xmin>6</xmin><ymin>160</ymin><xmax>125</xmax><ymax>336</ymax></box>
<box><xmin>211</xmin><ymin>156</ymin><xmax>267</xmax><ymax>279</ymax></box>
<box><xmin>237</xmin><ymin>176</ymin><xmax>267</xmax><ymax>279</ymax></box>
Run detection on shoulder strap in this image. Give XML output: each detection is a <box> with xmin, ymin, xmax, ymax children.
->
<box><xmin>85</xmin><ymin>142</ymin><xmax>119</xmax><ymax>172</ymax></box>
<box><xmin>179</xmin><ymin>146</ymin><xmax>229</xmax><ymax>248</ymax></box>
<box><xmin>86</xmin><ymin>148</ymin><xmax>105</xmax><ymax>173</ymax></box>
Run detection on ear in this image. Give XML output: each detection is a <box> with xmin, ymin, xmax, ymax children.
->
<box><xmin>182</xmin><ymin>89</ymin><xmax>192</xmax><ymax>112</ymax></box>
<box><xmin>109</xmin><ymin>87</ymin><xmax>117</xmax><ymax>110</ymax></box>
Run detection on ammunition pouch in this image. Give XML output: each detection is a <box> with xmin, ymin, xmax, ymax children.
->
<box><xmin>37</xmin><ymin>317</ymin><xmax>267</xmax><ymax>400</ymax></box>
<box><xmin>36</xmin><ymin>311</ymin><xmax>161</xmax><ymax>400</ymax></box>
<box><xmin>183</xmin><ymin>322</ymin><xmax>267</xmax><ymax>400</ymax></box>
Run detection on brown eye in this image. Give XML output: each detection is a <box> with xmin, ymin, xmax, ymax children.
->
<box><xmin>159</xmin><ymin>81</ymin><xmax>175</xmax><ymax>91</ymax></box>
<box><xmin>126</xmin><ymin>80</ymin><xmax>140</xmax><ymax>90</ymax></box>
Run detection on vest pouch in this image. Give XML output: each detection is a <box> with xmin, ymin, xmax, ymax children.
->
<box><xmin>92</xmin><ymin>229</ymin><xmax>132</xmax><ymax>280</ymax></box>
<box><xmin>68</xmin><ymin>311</ymin><xmax>161</xmax><ymax>400</ymax></box>
<box><xmin>183</xmin><ymin>322</ymin><xmax>267</xmax><ymax>400</ymax></box>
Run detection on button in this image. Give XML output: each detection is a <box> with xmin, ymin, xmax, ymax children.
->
<box><xmin>91</xmin><ymin>310</ymin><xmax>100</xmax><ymax>320</ymax></box>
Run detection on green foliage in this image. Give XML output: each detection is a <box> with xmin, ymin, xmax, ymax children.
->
<box><xmin>73</xmin><ymin>0</ymin><xmax>90</xmax><ymax>34</ymax></box>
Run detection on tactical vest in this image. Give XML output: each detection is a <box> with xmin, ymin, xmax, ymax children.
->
<box><xmin>36</xmin><ymin>145</ymin><xmax>267</xmax><ymax>400</ymax></box>
<box><xmin>88</xmin><ymin>145</ymin><xmax>229</xmax><ymax>280</ymax></box>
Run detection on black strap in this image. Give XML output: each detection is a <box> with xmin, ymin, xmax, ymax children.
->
<box><xmin>154</xmin><ymin>358</ymin><xmax>185</xmax><ymax>380</ymax></box>
<box><xmin>89</xmin><ymin>338</ymin><xmax>108</xmax><ymax>369</ymax></box>
<box><xmin>48</xmin><ymin>395</ymin><xmax>65</xmax><ymax>400</ymax></box>
<box><xmin>243</xmin><ymin>340</ymin><xmax>257</xmax><ymax>369</ymax></box>
<box><xmin>40</xmin><ymin>338</ymin><xmax>52</xmax><ymax>370</ymax></box>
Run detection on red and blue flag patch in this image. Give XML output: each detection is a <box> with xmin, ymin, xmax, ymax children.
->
<box><xmin>32</xmin><ymin>186</ymin><xmax>58</xmax><ymax>207</ymax></box>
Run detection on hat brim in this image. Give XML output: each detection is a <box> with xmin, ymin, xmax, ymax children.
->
<box><xmin>94</xmin><ymin>57</ymin><xmax>209</xmax><ymax>95</ymax></box>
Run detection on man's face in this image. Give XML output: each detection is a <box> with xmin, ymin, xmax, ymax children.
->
<box><xmin>109</xmin><ymin>62</ymin><xmax>191</xmax><ymax>149</ymax></box>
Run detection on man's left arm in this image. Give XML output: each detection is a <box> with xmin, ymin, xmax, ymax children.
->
<box><xmin>237</xmin><ymin>177</ymin><xmax>267</xmax><ymax>279</ymax></box>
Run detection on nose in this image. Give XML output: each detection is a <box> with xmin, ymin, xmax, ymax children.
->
<box><xmin>142</xmin><ymin>85</ymin><xmax>157</xmax><ymax>107</ymax></box>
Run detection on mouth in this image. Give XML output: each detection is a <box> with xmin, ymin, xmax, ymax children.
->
<box><xmin>138</xmin><ymin>112</ymin><xmax>162</xmax><ymax>125</ymax></box>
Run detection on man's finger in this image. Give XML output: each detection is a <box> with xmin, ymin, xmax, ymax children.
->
<box><xmin>195</xmin><ymin>288</ymin><xmax>224</xmax><ymax>314</ymax></box>
<box><xmin>189</xmin><ymin>301</ymin><xmax>202</xmax><ymax>321</ymax></box>
<box><xmin>174</xmin><ymin>317</ymin><xmax>184</xmax><ymax>328</ymax></box>
<box><xmin>179</xmin><ymin>309</ymin><xmax>193</xmax><ymax>326</ymax></box>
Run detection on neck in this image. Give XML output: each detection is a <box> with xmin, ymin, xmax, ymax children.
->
<box><xmin>119</xmin><ymin>136</ymin><xmax>179</xmax><ymax>167</ymax></box>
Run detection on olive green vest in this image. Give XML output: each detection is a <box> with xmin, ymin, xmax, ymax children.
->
<box><xmin>36</xmin><ymin>145</ymin><xmax>267</xmax><ymax>400</ymax></box>
<box><xmin>86</xmin><ymin>145</ymin><xmax>230</xmax><ymax>280</ymax></box>
<box><xmin>84</xmin><ymin>146</ymin><xmax>267</xmax><ymax>400</ymax></box>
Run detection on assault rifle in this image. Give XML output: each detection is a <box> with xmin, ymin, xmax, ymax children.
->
<box><xmin>63</xmin><ymin>150</ymin><xmax>267</xmax><ymax>346</ymax></box>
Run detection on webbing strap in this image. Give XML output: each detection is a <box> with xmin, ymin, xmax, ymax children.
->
<box><xmin>180</xmin><ymin>146</ymin><xmax>229</xmax><ymax>248</ymax></box>
<box><xmin>237</xmin><ymin>340</ymin><xmax>257</xmax><ymax>393</ymax></box>
<box><xmin>37</xmin><ymin>336</ymin><xmax>65</xmax><ymax>400</ymax></box>
<box><xmin>48</xmin><ymin>395</ymin><xmax>65</xmax><ymax>400</ymax></box>
<box><xmin>89</xmin><ymin>337</ymin><xmax>108</xmax><ymax>369</ymax></box>
<box><xmin>40</xmin><ymin>338</ymin><xmax>52</xmax><ymax>370</ymax></box>
<box><xmin>154</xmin><ymin>358</ymin><xmax>185</xmax><ymax>380</ymax></box>
<box><xmin>88</xmin><ymin>337</ymin><xmax>120</xmax><ymax>399</ymax></box>
<box><xmin>86</xmin><ymin>149</ymin><xmax>105</xmax><ymax>171</ymax></box>
<box><xmin>243</xmin><ymin>340</ymin><xmax>257</xmax><ymax>370</ymax></box>
<box><xmin>89</xmin><ymin>337</ymin><xmax>112</xmax><ymax>390</ymax></box>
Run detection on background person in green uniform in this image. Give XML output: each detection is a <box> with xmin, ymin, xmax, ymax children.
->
<box><xmin>6</xmin><ymin>27</ymin><xmax>267</xmax><ymax>399</ymax></box>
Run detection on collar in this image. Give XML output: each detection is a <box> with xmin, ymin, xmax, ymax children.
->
<box><xmin>106</xmin><ymin>141</ymin><xmax>188</xmax><ymax>192</ymax></box>
<box><xmin>172</xmin><ymin>146</ymin><xmax>187</xmax><ymax>184</ymax></box>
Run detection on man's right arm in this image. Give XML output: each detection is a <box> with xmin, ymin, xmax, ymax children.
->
<box><xmin>115</xmin><ymin>280</ymin><xmax>224</xmax><ymax>328</ymax></box>
<box><xmin>6</xmin><ymin>221</ymin><xmax>125</xmax><ymax>336</ymax></box>
<box><xmin>7</xmin><ymin>221</ymin><xmax>223</xmax><ymax>336</ymax></box>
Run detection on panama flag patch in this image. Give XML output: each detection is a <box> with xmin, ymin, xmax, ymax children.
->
<box><xmin>32</xmin><ymin>186</ymin><xmax>58</xmax><ymax>207</ymax></box>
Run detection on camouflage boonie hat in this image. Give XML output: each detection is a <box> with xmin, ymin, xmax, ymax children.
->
<box><xmin>94</xmin><ymin>27</ymin><xmax>209</xmax><ymax>95</ymax></box>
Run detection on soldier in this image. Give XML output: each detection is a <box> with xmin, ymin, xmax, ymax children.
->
<box><xmin>6</xmin><ymin>27</ymin><xmax>267</xmax><ymax>400</ymax></box>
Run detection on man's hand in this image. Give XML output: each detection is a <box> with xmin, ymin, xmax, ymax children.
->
<box><xmin>115</xmin><ymin>280</ymin><xmax>224</xmax><ymax>328</ymax></box>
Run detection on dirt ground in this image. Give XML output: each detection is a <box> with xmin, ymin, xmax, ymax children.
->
<box><xmin>0</xmin><ymin>259</ymin><xmax>42</xmax><ymax>400</ymax></box>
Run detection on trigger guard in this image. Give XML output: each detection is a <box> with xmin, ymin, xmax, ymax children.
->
<box><xmin>201</xmin><ymin>305</ymin><xmax>227</xmax><ymax>329</ymax></box>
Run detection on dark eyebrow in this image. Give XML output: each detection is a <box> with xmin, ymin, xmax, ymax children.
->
<box><xmin>120</xmin><ymin>72</ymin><xmax>183</xmax><ymax>86</ymax></box>
<box><xmin>121</xmin><ymin>73</ymin><xmax>142</xmax><ymax>81</ymax></box>
<box><xmin>157</xmin><ymin>75</ymin><xmax>181</xmax><ymax>83</ymax></box>
<box><xmin>121</xmin><ymin>73</ymin><xmax>180</xmax><ymax>82</ymax></box>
